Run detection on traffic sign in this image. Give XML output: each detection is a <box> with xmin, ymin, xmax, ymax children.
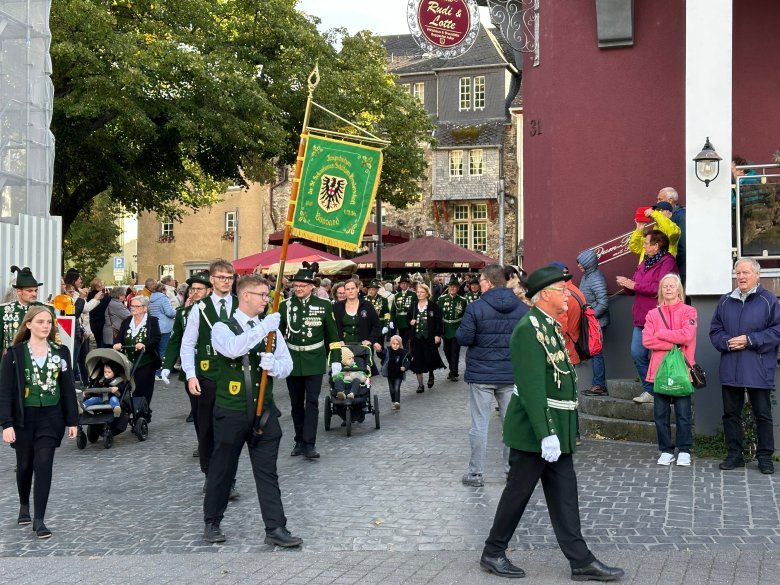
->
<box><xmin>113</xmin><ymin>256</ymin><xmax>125</xmax><ymax>270</ymax></box>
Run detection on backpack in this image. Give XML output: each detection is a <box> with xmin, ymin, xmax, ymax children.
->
<box><xmin>567</xmin><ymin>290</ymin><xmax>603</xmax><ymax>360</ymax></box>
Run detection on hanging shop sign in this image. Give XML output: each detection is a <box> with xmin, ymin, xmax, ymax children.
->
<box><xmin>407</xmin><ymin>0</ymin><xmax>481</xmax><ymax>59</ymax></box>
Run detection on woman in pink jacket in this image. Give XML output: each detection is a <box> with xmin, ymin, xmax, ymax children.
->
<box><xmin>642</xmin><ymin>273</ymin><xmax>697</xmax><ymax>467</ymax></box>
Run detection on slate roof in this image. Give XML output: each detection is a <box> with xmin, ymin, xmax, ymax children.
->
<box><xmin>383</xmin><ymin>26</ymin><xmax>519</xmax><ymax>75</ymax></box>
<box><xmin>431</xmin><ymin>180</ymin><xmax>499</xmax><ymax>201</ymax></box>
<box><xmin>434</xmin><ymin>119</ymin><xmax>508</xmax><ymax>148</ymax></box>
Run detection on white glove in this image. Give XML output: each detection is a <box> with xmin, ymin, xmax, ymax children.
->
<box><xmin>388</xmin><ymin>322</ymin><xmax>394</xmax><ymax>330</ymax></box>
<box><xmin>331</xmin><ymin>362</ymin><xmax>342</xmax><ymax>375</ymax></box>
<box><xmin>541</xmin><ymin>435</ymin><xmax>561</xmax><ymax>463</ymax></box>
<box><xmin>160</xmin><ymin>369</ymin><xmax>170</xmax><ymax>385</ymax></box>
<box><xmin>257</xmin><ymin>312</ymin><xmax>281</xmax><ymax>337</ymax></box>
<box><xmin>382</xmin><ymin>327</ymin><xmax>389</xmax><ymax>335</ymax></box>
<box><xmin>260</xmin><ymin>352</ymin><xmax>275</xmax><ymax>371</ymax></box>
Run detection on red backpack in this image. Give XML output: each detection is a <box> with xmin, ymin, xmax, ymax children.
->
<box><xmin>568</xmin><ymin>290</ymin><xmax>603</xmax><ymax>360</ymax></box>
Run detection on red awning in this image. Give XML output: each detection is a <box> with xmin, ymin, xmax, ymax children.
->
<box><xmin>232</xmin><ymin>243</ymin><xmax>342</xmax><ymax>275</ymax></box>
<box><xmin>267</xmin><ymin>222</ymin><xmax>410</xmax><ymax>246</ymax></box>
<box><xmin>350</xmin><ymin>236</ymin><xmax>497</xmax><ymax>271</ymax></box>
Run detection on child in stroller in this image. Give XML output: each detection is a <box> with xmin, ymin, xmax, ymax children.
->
<box><xmin>82</xmin><ymin>360</ymin><xmax>124</xmax><ymax>417</ymax></box>
<box><xmin>332</xmin><ymin>347</ymin><xmax>368</xmax><ymax>401</ymax></box>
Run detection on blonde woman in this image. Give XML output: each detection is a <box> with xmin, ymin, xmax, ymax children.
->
<box><xmin>0</xmin><ymin>306</ymin><xmax>78</xmax><ymax>538</ymax></box>
<box><xmin>407</xmin><ymin>283</ymin><xmax>445</xmax><ymax>392</ymax></box>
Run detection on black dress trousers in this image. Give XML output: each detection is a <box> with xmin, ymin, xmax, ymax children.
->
<box><xmin>286</xmin><ymin>374</ymin><xmax>323</xmax><ymax>447</ymax></box>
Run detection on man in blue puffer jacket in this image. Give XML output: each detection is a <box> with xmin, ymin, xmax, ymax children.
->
<box><xmin>456</xmin><ymin>264</ymin><xmax>529</xmax><ymax>487</ymax></box>
<box><xmin>710</xmin><ymin>258</ymin><xmax>780</xmax><ymax>474</ymax></box>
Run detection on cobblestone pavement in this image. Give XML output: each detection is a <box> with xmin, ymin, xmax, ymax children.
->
<box><xmin>2</xmin><ymin>361</ymin><xmax>780</xmax><ymax>583</ymax></box>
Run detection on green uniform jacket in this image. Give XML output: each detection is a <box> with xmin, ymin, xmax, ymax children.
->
<box><xmin>279</xmin><ymin>295</ymin><xmax>341</xmax><ymax>377</ymax></box>
<box><xmin>366</xmin><ymin>295</ymin><xmax>390</xmax><ymax>327</ymax></box>
<box><xmin>162</xmin><ymin>305</ymin><xmax>193</xmax><ymax>381</ymax></box>
<box><xmin>503</xmin><ymin>306</ymin><xmax>578</xmax><ymax>454</ymax></box>
<box><xmin>437</xmin><ymin>293</ymin><xmax>467</xmax><ymax>339</ymax></box>
<box><xmin>391</xmin><ymin>290</ymin><xmax>415</xmax><ymax>328</ymax></box>
<box><xmin>465</xmin><ymin>291</ymin><xmax>481</xmax><ymax>305</ymax></box>
<box><xmin>1</xmin><ymin>301</ymin><xmax>55</xmax><ymax>351</ymax></box>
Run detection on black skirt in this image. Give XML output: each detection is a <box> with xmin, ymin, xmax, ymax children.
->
<box><xmin>408</xmin><ymin>336</ymin><xmax>446</xmax><ymax>374</ymax></box>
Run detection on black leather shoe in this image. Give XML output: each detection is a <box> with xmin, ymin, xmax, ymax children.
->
<box><xmin>204</xmin><ymin>522</ymin><xmax>226</xmax><ymax>543</ymax></box>
<box><xmin>186</xmin><ymin>412</ymin><xmax>194</xmax><ymax>423</ymax></box>
<box><xmin>265</xmin><ymin>526</ymin><xmax>303</xmax><ymax>547</ymax></box>
<box><xmin>32</xmin><ymin>519</ymin><xmax>52</xmax><ymax>540</ymax></box>
<box><xmin>228</xmin><ymin>480</ymin><xmax>240</xmax><ymax>501</ymax></box>
<box><xmin>416</xmin><ymin>385</ymin><xmax>425</xmax><ymax>393</ymax></box>
<box><xmin>192</xmin><ymin>448</ymin><xmax>199</xmax><ymax>458</ymax></box>
<box><xmin>758</xmin><ymin>459</ymin><xmax>775</xmax><ymax>474</ymax></box>
<box><xmin>303</xmin><ymin>446</ymin><xmax>320</xmax><ymax>459</ymax></box>
<box><xmin>571</xmin><ymin>559</ymin><xmax>624</xmax><ymax>582</ymax></box>
<box><xmin>17</xmin><ymin>504</ymin><xmax>31</xmax><ymax>526</ymax></box>
<box><xmin>291</xmin><ymin>442</ymin><xmax>303</xmax><ymax>457</ymax></box>
<box><xmin>719</xmin><ymin>457</ymin><xmax>745</xmax><ymax>470</ymax></box>
<box><xmin>427</xmin><ymin>375</ymin><xmax>435</xmax><ymax>388</ymax></box>
<box><xmin>479</xmin><ymin>554</ymin><xmax>525</xmax><ymax>578</ymax></box>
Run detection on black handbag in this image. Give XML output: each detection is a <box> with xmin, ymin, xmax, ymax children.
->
<box><xmin>657</xmin><ymin>308</ymin><xmax>706</xmax><ymax>389</ymax></box>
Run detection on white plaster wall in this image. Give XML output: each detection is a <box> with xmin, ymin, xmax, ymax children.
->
<box><xmin>685</xmin><ymin>0</ymin><xmax>733</xmax><ymax>295</ymax></box>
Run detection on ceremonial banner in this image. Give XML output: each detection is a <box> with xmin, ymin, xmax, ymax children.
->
<box><xmin>292</xmin><ymin>135</ymin><xmax>383</xmax><ymax>251</ymax></box>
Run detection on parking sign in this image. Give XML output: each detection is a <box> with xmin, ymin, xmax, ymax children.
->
<box><xmin>113</xmin><ymin>257</ymin><xmax>125</xmax><ymax>270</ymax></box>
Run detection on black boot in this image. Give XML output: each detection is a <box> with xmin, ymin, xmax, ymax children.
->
<box><xmin>203</xmin><ymin>522</ymin><xmax>226</xmax><ymax>543</ymax></box>
<box><xmin>17</xmin><ymin>504</ymin><xmax>31</xmax><ymax>526</ymax></box>
<box><xmin>32</xmin><ymin>519</ymin><xmax>52</xmax><ymax>539</ymax></box>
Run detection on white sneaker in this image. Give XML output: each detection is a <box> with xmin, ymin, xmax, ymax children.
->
<box><xmin>657</xmin><ymin>452</ymin><xmax>675</xmax><ymax>465</ymax></box>
<box><xmin>676</xmin><ymin>453</ymin><xmax>691</xmax><ymax>466</ymax></box>
<box><xmin>633</xmin><ymin>391</ymin><xmax>654</xmax><ymax>403</ymax></box>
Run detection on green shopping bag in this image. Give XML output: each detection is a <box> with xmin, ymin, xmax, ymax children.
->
<box><xmin>653</xmin><ymin>346</ymin><xmax>694</xmax><ymax>397</ymax></box>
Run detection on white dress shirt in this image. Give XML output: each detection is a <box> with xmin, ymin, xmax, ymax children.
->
<box><xmin>211</xmin><ymin>308</ymin><xmax>293</xmax><ymax>379</ymax></box>
<box><xmin>181</xmin><ymin>292</ymin><xmax>233</xmax><ymax>380</ymax></box>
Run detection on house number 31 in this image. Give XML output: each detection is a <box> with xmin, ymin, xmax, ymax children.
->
<box><xmin>529</xmin><ymin>119</ymin><xmax>542</xmax><ymax>136</ymax></box>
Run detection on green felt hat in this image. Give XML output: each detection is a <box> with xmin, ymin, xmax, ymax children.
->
<box><xmin>186</xmin><ymin>271</ymin><xmax>212</xmax><ymax>287</ymax></box>
<box><xmin>11</xmin><ymin>266</ymin><xmax>42</xmax><ymax>288</ymax></box>
<box><xmin>525</xmin><ymin>266</ymin><xmax>572</xmax><ymax>298</ymax></box>
<box><xmin>368</xmin><ymin>279</ymin><xmax>382</xmax><ymax>289</ymax></box>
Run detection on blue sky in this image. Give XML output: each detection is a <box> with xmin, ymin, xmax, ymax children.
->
<box><xmin>297</xmin><ymin>0</ymin><xmax>490</xmax><ymax>36</ymax></box>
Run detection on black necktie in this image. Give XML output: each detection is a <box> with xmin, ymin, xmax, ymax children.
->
<box><xmin>247</xmin><ymin>320</ymin><xmax>255</xmax><ymax>328</ymax></box>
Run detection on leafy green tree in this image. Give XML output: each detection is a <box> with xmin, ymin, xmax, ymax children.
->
<box><xmin>50</xmin><ymin>0</ymin><xmax>432</xmax><ymax>234</ymax></box>
<box><xmin>63</xmin><ymin>194</ymin><xmax>122</xmax><ymax>281</ymax></box>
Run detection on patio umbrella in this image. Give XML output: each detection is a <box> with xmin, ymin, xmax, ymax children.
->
<box><xmin>266</xmin><ymin>222</ymin><xmax>410</xmax><ymax>246</ymax></box>
<box><xmin>350</xmin><ymin>236</ymin><xmax>497</xmax><ymax>271</ymax></box>
<box><xmin>232</xmin><ymin>243</ymin><xmax>341</xmax><ymax>275</ymax></box>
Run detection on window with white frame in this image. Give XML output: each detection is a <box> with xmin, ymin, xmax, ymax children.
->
<box><xmin>453</xmin><ymin>203</ymin><xmax>488</xmax><ymax>252</ymax></box>
<box><xmin>160</xmin><ymin>221</ymin><xmax>174</xmax><ymax>237</ymax></box>
<box><xmin>459</xmin><ymin>77</ymin><xmax>471</xmax><ymax>111</ymax></box>
<box><xmin>412</xmin><ymin>82</ymin><xmax>425</xmax><ymax>104</ymax></box>
<box><xmin>474</xmin><ymin>76</ymin><xmax>485</xmax><ymax>110</ymax></box>
<box><xmin>469</xmin><ymin>149</ymin><xmax>484</xmax><ymax>176</ymax></box>
<box><xmin>159</xmin><ymin>264</ymin><xmax>174</xmax><ymax>279</ymax></box>
<box><xmin>449</xmin><ymin>150</ymin><xmax>464</xmax><ymax>177</ymax></box>
<box><xmin>225</xmin><ymin>211</ymin><xmax>236</xmax><ymax>232</ymax></box>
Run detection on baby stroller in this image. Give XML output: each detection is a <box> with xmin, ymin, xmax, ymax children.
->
<box><xmin>75</xmin><ymin>347</ymin><xmax>151</xmax><ymax>450</ymax></box>
<box><xmin>323</xmin><ymin>344</ymin><xmax>380</xmax><ymax>437</ymax></box>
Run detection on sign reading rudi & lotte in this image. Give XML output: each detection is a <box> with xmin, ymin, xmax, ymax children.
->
<box><xmin>407</xmin><ymin>0</ymin><xmax>480</xmax><ymax>58</ymax></box>
<box><xmin>291</xmin><ymin>134</ymin><xmax>383</xmax><ymax>252</ymax></box>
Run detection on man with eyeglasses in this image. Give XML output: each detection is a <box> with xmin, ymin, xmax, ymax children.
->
<box><xmin>202</xmin><ymin>274</ymin><xmax>301</xmax><ymax>546</ymax></box>
<box><xmin>160</xmin><ymin>271</ymin><xmax>212</xmax><ymax>453</ymax></box>
<box><xmin>278</xmin><ymin>264</ymin><xmax>341</xmax><ymax>460</ymax></box>
<box><xmin>480</xmin><ymin>266</ymin><xmax>624</xmax><ymax>582</ymax></box>
<box><xmin>181</xmin><ymin>259</ymin><xmax>240</xmax><ymax>497</ymax></box>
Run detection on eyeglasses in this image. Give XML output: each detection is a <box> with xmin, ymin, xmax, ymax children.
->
<box><xmin>246</xmin><ymin>291</ymin><xmax>270</xmax><ymax>299</ymax></box>
<box><xmin>130</xmin><ymin>304</ymin><xmax>144</xmax><ymax>309</ymax></box>
<box><xmin>211</xmin><ymin>275</ymin><xmax>233</xmax><ymax>282</ymax></box>
<box><xmin>544</xmin><ymin>286</ymin><xmax>569</xmax><ymax>295</ymax></box>
<box><xmin>190</xmin><ymin>286</ymin><xmax>208</xmax><ymax>292</ymax></box>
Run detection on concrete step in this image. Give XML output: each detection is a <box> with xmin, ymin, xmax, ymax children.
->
<box><xmin>580</xmin><ymin>413</ymin><xmax>669</xmax><ymax>444</ymax></box>
<box><xmin>601</xmin><ymin>378</ymin><xmax>645</xmax><ymax>401</ymax></box>
<box><xmin>579</xmin><ymin>395</ymin><xmax>654</xmax><ymax>422</ymax></box>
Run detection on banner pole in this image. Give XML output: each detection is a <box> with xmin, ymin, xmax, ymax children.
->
<box><xmin>254</xmin><ymin>64</ymin><xmax>320</xmax><ymax>433</ymax></box>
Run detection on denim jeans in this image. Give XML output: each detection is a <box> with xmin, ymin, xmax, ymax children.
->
<box><xmin>156</xmin><ymin>332</ymin><xmax>171</xmax><ymax>376</ymax></box>
<box><xmin>468</xmin><ymin>383</ymin><xmax>513</xmax><ymax>476</ymax></box>
<box><xmin>653</xmin><ymin>393</ymin><xmax>692</xmax><ymax>453</ymax></box>
<box><xmin>630</xmin><ymin>326</ymin><xmax>653</xmax><ymax>394</ymax></box>
<box><xmin>83</xmin><ymin>395</ymin><xmax>120</xmax><ymax>408</ymax></box>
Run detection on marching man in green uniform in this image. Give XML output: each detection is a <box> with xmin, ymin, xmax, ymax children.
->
<box><xmin>480</xmin><ymin>266</ymin><xmax>624</xmax><ymax>582</ymax></box>
<box><xmin>391</xmin><ymin>274</ymin><xmax>415</xmax><ymax>344</ymax></box>
<box><xmin>464</xmin><ymin>276</ymin><xmax>482</xmax><ymax>304</ymax></box>
<box><xmin>181</xmin><ymin>259</ymin><xmax>240</xmax><ymax>497</ymax></box>
<box><xmin>279</xmin><ymin>264</ymin><xmax>341</xmax><ymax>460</ymax></box>
<box><xmin>438</xmin><ymin>276</ymin><xmax>467</xmax><ymax>381</ymax></box>
<box><xmin>366</xmin><ymin>279</ymin><xmax>391</xmax><ymax>336</ymax></box>
<box><xmin>202</xmin><ymin>274</ymin><xmax>302</xmax><ymax>547</ymax></box>
<box><xmin>1</xmin><ymin>266</ymin><xmax>54</xmax><ymax>354</ymax></box>
<box><xmin>160</xmin><ymin>271</ymin><xmax>212</xmax><ymax>452</ymax></box>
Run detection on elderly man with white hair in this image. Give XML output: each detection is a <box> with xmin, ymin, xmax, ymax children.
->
<box><xmin>657</xmin><ymin>187</ymin><xmax>686</xmax><ymax>283</ymax></box>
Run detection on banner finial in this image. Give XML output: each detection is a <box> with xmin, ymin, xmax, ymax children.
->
<box><xmin>308</xmin><ymin>63</ymin><xmax>320</xmax><ymax>96</ymax></box>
